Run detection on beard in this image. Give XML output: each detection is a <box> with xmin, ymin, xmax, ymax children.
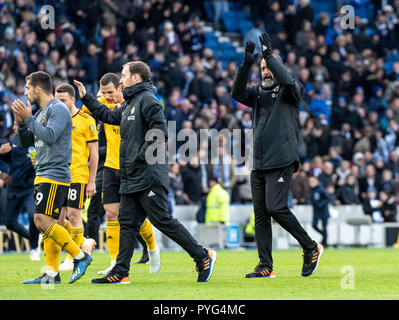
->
<box><xmin>261</xmin><ymin>77</ymin><xmax>277</xmax><ymax>89</ymax></box>
<box><xmin>28</xmin><ymin>95</ymin><xmax>40</xmax><ymax>106</ymax></box>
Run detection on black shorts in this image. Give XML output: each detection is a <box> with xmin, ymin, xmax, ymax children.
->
<box><xmin>62</xmin><ymin>183</ymin><xmax>87</xmax><ymax>209</ymax></box>
<box><xmin>102</xmin><ymin>166</ymin><xmax>121</xmax><ymax>204</ymax></box>
<box><xmin>34</xmin><ymin>183</ymin><xmax>69</xmax><ymax>219</ymax></box>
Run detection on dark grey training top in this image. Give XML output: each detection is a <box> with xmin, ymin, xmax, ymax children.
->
<box><xmin>18</xmin><ymin>98</ymin><xmax>72</xmax><ymax>184</ymax></box>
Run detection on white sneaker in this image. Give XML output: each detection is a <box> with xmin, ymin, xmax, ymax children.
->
<box><xmin>149</xmin><ymin>246</ymin><xmax>161</xmax><ymax>273</ymax></box>
<box><xmin>98</xmin><ymin>260</ymin><xmax>116</xmax><ymax>275</ymax></box>
<box><xmin>29</xmin><ymin>249</ymin><xmax>40</xmax><ymax>261</ymax></box>
<box><xmin>81</xmin><ymin>238</ymin><xmax>96</xmax><ymax>255</ymax></box>
<box><xmin>59</xmin><ymin>257</ymin><xmax>74</xmax><ymax>271</ymax></box>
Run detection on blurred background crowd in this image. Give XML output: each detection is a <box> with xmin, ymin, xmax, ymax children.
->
<box><xmin>0</xmin><ymin>0</ymin><xmax>399</xmax><ymax>225</ymax></box>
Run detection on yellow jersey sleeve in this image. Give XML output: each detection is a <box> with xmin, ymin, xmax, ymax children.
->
<box><xmin>85</xmin><ymin>114</ymin><xmax>99</xmax><ymax>142</ymax></box>
<box><xmin>82</xmin><ymin>96</ymin><xmax>120</xmax><ymax>170</ymax></box>
<box><xmin>70</xmin><ymin>111</ymin><xmax>95</xmax><ymax>184</ymax></box>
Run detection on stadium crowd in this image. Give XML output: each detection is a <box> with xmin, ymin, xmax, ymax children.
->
<box><xmin>0</xmin><ymin>0</ymin><xmax>399</xmax><ymax>226</ymax></box>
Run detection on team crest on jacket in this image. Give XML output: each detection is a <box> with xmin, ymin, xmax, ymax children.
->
<box><xmin>271</xmin><ymin>85</ymin><xmax>280</xmax><ymax>98</ymax></box>
<box><xmin>128</xmin><ymin>106</ymin><xmax>136</xmax><ymax>120</ymax></box>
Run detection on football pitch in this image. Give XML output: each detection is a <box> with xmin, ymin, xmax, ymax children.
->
<box><xmin>0</xmin><ymin>248</ymin><xmax>398</xmax><ymax>300</ymax></box>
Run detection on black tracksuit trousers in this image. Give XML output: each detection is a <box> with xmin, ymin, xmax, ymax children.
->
<box><xmin>114</xmin><ymin>183</ymin><xmax>208</xmax><ymax>276</ymax></box>
<box><xmin>85</xmin><ymin>173</ymin><xmax>105</xmax><ymax>244</ymax></box>
<box><xmin>251</xmin><ymin>164</ymin><xmax>316</xmax><ymax>269</ymax></box>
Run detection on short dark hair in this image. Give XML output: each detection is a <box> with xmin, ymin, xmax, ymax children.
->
<box><xmin>56</xmin><ymin>83</ymin><xmax>76</xmax><ymax>99</ymax></box>
<box><xmin>99</xmin><ymin>73</ymin><xmax>120</xmax><ymax>88</ymax></box>
<box><xmin>123</xmin><ymin>61</ymin><xmax>151</xmax><ymax>81</ymax></box>
<box><xmin>26</xmin><ymin>71</ymin><xmax>53</xmax><ymax>94</ymax></box>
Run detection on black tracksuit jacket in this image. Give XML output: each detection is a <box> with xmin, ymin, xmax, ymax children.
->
<box><xmin>0</xmin><ymin>134</ymin><xmax>35</xmax><ymax>195</ymax></box>
<box><xmin>231</xmin><ymin>54</ymin><xmax>304</xmax><ymax>172</ymax></box>
<box><xmin>81</xmin><ymin>81</ymin><xmax>168</xmax><ymax>194</ymax></box>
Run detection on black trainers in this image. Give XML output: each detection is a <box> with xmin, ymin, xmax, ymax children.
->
<box><xmin>302</xmin><ymin>243</ymin><xmax>323</xmax><ymax>277</ymax></box>
<box><xmin>92</xmin><ymin>271</ymin><xmax>130</xmax><ymax>284</ymax></box>
<box><xmin>246</xmin><ymin>263</ymin><xmax>275</xmax><ymax>278</ymax></box>
<box><xmin>23</xmin><ymin>273</ymin><xmax>61</xmax><ymax>284</ymax></box>
<box><xmin>196</xmin><ymin>250</ymin><xmax>217</xmax><ymax>282</ymax></box>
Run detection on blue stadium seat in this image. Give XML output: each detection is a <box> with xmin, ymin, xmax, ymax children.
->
<box><xmin>238</xmin><ymin>20</ymin><xmax>254</xmax><ymax>37</ymax></box>
<box><xmin>383</xmin><ymin>62</ymin><xmax>393</xmax><ymax>75</ymax></box>
<box><xmin>221</xmin><ymin>12</ymin><xmax>239</xmax><ymax>32</ymax></box>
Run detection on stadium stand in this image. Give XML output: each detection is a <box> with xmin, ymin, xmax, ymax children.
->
<box><xmin>1</xmin><ymin>0</ymin><xmax>399</xmax><ymax>250</ymax></box>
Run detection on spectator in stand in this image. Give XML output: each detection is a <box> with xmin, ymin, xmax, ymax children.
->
<box><xmin>387</xmin><ymin>150</ymin><xmax>399</xmax><ymax>182</ymax></box>
<box><xmin>362</xmin><ymin>187</ymin><xmax>385</xmax><ymax>223</ymax></box>
<box><xmin>309</xmin><ymin>55</ymin><xmax>329</xmax><ymax>91</ymax></box>
<box><xmin>212</xmin><ymin>0</ymin><xmax>229</xmax><ymax>29</ymax></box>
<box><xmin>380</xmin><ymin>168</ymin><xmax>397</xmax><ymax>195</ymax></box>
<box><xmin>163</xmin><ymin>21</ymin><xmax>184</xmax><ymax>57</ymax></box>
<box><xmin>164</xmin><ymin>94</ymin><xmax>186</xmax><ymax>133</ymax></box>
<box><xmin>244</xmin><ymin>20</ymin><xmax>264</xmax><ymax>55</ymax></box>
<box><xmin>209</xmin><ymin>144</ymin><xmax>236</xmax><ymax>193</ymax></box>
<box><xmin>290</xmin><ymin>165</ymin><xmax>310</xmax><ymax>204</ymax></box>
<box><xmin>310</xmin><ymin>156</ymin><xmax>323</xmax><ymax>177</ymax></box>
<box><xmin>318</xmin><ymin>161</ymin><xmax>336</xmax><ymax>189</ymax></box>
<box><xmin>169</xmin><ymin>163</ymin><xmax>185</xmax><ymax>205</ymax></box>
<box><xmin>327</xmin><ymin>146</ymin><xmax>342</xmax><ymax>169</ymax></box>
<box><xmin>181</xmin><ymin>154</ymin><xmax>203</xmax><ymax>205</ymax></box>
<box><xmin>353</xmin><ymin>126</ymin><xmax>373</xmax><ymax>154</ymax></box>
<box><xmin>327</xmin><ymin>182</ymin><xmax>339</xmax><ymax>204</ymax></box>
<box><xmin>79</xmin><ymin>43</ymin><xmax>99</xmax><ymax>96</ymax></box>
<box><xmin>379</xmin><ymin>190</ymin><xmax>397</xmax><ymax>222</ymax></box>
<box><xmin>120</xmin><ymin>20</ymin><xmax>145</xmax><ymax>51</ymax></box>
<box><xmin>308</xmin><ymin>176</ymin><xmax>330</xmax><ymax>247</ymax></box>
<box><xmin>336</xmin><ymin>174</ymin><xmax>360</xmax><ymax>205</ymax></box>
<box><xmin>99</xmin><ymin>49</ymin><xmax>123</xmax><ymax>78</ymax></box>
<box><xmin>332</xmin><ymin>123</ymin><xmax>354</xmax><ymax>161</ymax></box>
<box><xmin>295</xmin><ymin>20</ymin><xmax>313</xmax><ymax>54</ymax></box>
<box><xmin>309</xmin><ymin>88</ymin><xmax>330</xmax><ymax>124</ymax></box>
<box><xmin>358</xmin><ymin>163</ymin><xmax>382</xmax><ymax>202</ymax></box>
<box><xmin>188</xmin><ymin>62</ymin><xmax>214</xmax><ymax>106</ymax></box>
<box><xmin>205</xmin><ymin>175</ymin><xmax>230</xmax><ymax>225</ymax></box>
<box><xmin>336</xmin><ymin>160</ymin><xmax>351</xmax><ymax>186</ymax></box>
<box><xmin>297</xmin><ymin>0</ymin><xmax>314</xmax><ymax>26</ymax></box>
<box><xmin>314</xmin><ymin>12</ymin><xmax>330</xmax><ymax>36</ymax></box>
<box><xmin>0</xmin><ymin>122</ymin><xmax>39</xmax><ymax>260</ymax></box>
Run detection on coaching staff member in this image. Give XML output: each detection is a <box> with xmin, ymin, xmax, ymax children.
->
<box><xmin>232</xmin><ymin>33</ymin><xmax>323</xmax><ymax>278</ymax></box>
<box><xmin>74</xmin><ymin>61</ymin><xmax>216</xmax><ymax>284</ymax></box>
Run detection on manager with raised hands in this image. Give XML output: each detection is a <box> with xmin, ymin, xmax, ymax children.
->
<box><xmin>231</xmin><ymin>32</ymin><xmax>323</xmax><ymax>279</ymax></box>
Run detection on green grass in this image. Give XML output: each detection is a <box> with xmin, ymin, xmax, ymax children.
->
<box><xmin>1</xmin><ymin>248</ymin><xmax>398</xmax><ymax>300</ymax></box>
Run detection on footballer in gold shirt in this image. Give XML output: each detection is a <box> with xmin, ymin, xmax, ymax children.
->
<box><xmin>55</xmin><ymin>84</ymin><xmax>99</xmax><ymax>269</ymax></box>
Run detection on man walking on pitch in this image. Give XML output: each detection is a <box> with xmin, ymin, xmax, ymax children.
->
<box><xmin>11</xmin><ymin>71</ymin><xmax>92</xmax><ymax>284</ymax></box>
<box><xmin>74</xmin><ymin>61</ymin><xmax>216</xmax><ymax>284</ymax></box>
<box><xmin>82</xmin><ymin>73</ymin><xmax>161</xmax><ymax>274</ymax></box>
<box><xmin>231</xmin><ymin>33</ymin><xmax>323</xmax><ymax>278</ymax></box>
<box><xmin>0</xmin><ymin>121</ymin><xmax>40</xmax><ymax>261</ymax></box>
